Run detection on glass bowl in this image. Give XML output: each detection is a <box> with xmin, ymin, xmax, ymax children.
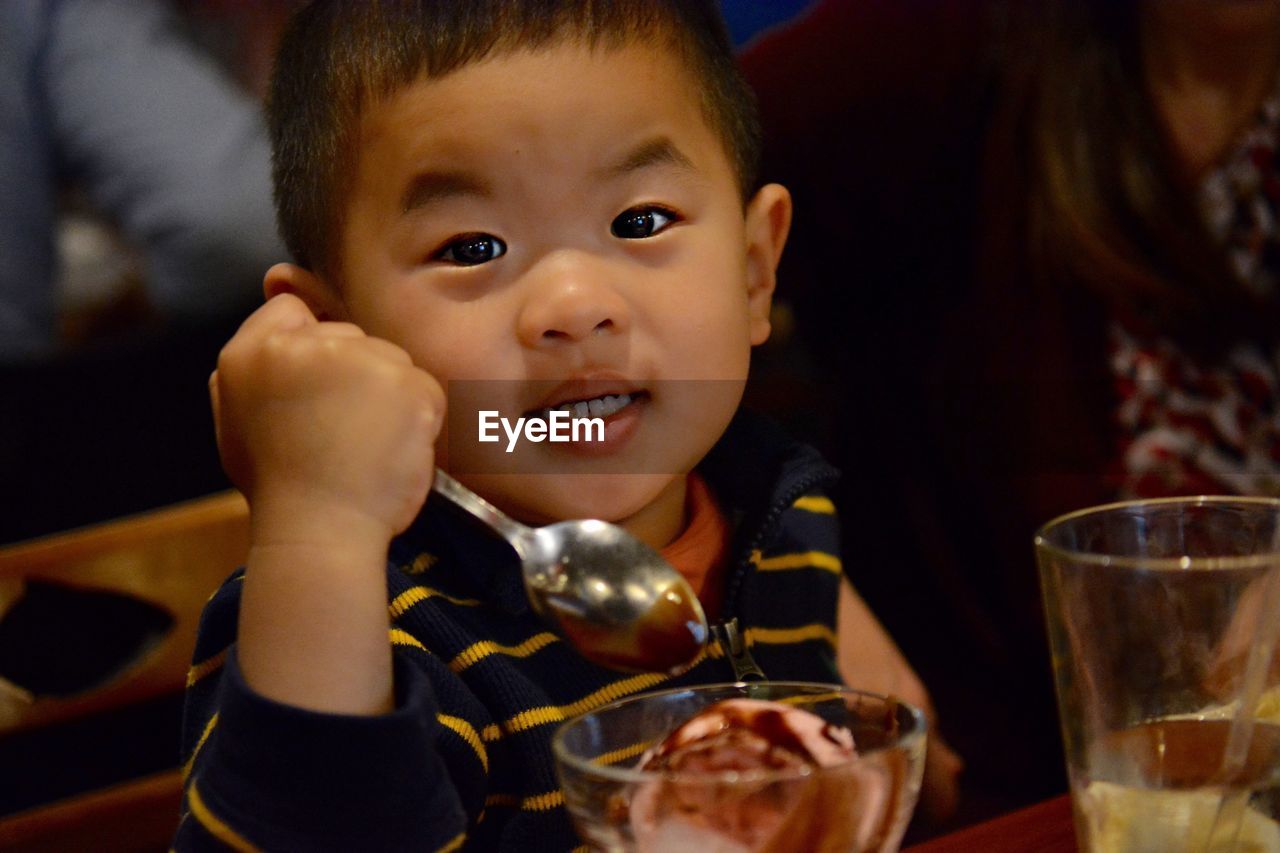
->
<box><xmin>552</xmin><ymin>682</ymin><xmax>927</xmax><ymax>852</ymax></box>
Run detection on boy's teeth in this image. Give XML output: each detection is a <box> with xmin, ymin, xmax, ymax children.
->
<box><xmin>553</xmin><ymin>393</ymin><xmax>633</xmax><ymax>419</ymax></box>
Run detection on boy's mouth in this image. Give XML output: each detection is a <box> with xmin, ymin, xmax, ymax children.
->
<box><xmin>527</xmin><ymin>390</ymin><xmax>650</xmax><ymax>422</ymax></box>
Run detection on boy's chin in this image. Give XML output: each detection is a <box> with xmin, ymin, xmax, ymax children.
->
<box><xmin>463</xmin><ymin>472</ymin><xmax>685</xmax><ymax>538</ymax></box>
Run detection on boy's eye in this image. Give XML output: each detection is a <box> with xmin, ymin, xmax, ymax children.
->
<box><xmin>611</xmin><ymin>206</ymin><xmax>678</xmax><ymax>239</ymax></box>
<box><xmin>435</xmin><ymin>234</ymin><xmax>507</xmax><ymax>266</ymax></box>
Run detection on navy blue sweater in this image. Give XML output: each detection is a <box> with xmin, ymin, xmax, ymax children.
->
<box><xmin>176</xmin><ymin>414</ymin><xmax>843</xmax><ymax>851</ymax></box>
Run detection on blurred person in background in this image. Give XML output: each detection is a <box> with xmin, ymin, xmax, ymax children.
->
<box><xmin>990</xmin><ymin>0</ymin><xmax>1280</xmax><ymax>501</ymax></box>
<box><xmin>0</xmin><ymin>0</ymin><xmax>284</xmax><ymax>358</ymax></box>
<box><xmin>0</xmin><ymin>0</ymin><xmax>287</xmax><ymax>541</ymax></box>
<box><xmin>742</xmin><ymin>0</ymin><xmax>1280</xmax><ymax>833</ymax></box>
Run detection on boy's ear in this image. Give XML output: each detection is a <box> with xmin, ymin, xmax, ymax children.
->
<box><xmin>262</xmin><ymin>262</ymin><xmax>347</xmax><ymax>321</ymax></box>
<box><xmin>743</xmin><ymin>183</ymin><xmax>792</xmax><ymax>346</ymax></box>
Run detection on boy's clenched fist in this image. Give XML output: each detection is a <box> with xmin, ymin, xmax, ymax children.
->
<box><xmin>210</xmin><ymin>293</ymin><xmax>445</xmax><ymax>544</ymax></box>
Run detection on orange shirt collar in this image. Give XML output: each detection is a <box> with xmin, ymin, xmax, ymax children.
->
<box><xmin>659</xmin><ymin>473</ymin><xmax>730</xmax><ymax>620</ymax></box>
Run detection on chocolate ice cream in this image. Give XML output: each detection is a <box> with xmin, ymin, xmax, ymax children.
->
<box><xmin>625</xmin><ymin>698</ymin><xmax>899</xmax><ymax>852</ymax></box>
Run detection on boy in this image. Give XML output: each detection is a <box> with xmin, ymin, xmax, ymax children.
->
<box><xmin>178</xmin><ymin>1</ymin><xmax>958</xmax><ymax>849</ymax></box>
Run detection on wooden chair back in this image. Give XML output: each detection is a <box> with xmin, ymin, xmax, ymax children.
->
<box><xmin>0</xmin><ymin>491</ymin><xmax>247</xmax><ymax>852</ymax></box>
<box><xmin>0</xmin><ymin>491</ymin><xmax>248</xmax><ymax>734</ymax></box>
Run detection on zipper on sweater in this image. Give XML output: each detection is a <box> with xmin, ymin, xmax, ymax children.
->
<box><xmin>721</xmin><ymin>468</ymin><xmax>838</xmax><ymax>615</ymax></box>
<box><xmin>711</xmin><ymin>617</ymin><xmax>765</xmax><ymax>682</ymax></box>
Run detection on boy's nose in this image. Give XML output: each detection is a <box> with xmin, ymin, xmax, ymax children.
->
<box><xmin>517</xmin><ymin>256</ymin><xmax>631</xmax><ymax>347</ymax></box>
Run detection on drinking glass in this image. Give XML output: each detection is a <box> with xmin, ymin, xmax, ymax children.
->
<box><xmin>552</xmin><ymin>682</ymin><xmax>925</xmax><ymax>852</ymax></box>
<box><xmin>1036</xmin><ymin>497</ymin><xmax>1280</xmax><ymax>852</ymax></box>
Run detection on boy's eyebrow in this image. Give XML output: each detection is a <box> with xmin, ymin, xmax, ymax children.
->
<box><xmin>401</xmin><ymin>171</ymin><xmax>492</xmax><ymax>215</ymax></box>
<box><xmin>601</xmin><ymin>137</ymin><xmax>695</xmax><ymax>179</ymax></box>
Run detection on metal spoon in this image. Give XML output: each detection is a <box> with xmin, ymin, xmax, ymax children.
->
<box><xmin>431</xmin><ymin>469</ymin><xmax>708</xmax><ymax>675</ymax></box>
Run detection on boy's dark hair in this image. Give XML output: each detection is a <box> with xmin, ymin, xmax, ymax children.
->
<box><xmin>268</xmin><ymin>0</ymin><xmax>761</xmax><ymax>276</ymax></box>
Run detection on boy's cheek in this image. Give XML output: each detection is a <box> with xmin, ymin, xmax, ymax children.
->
<box><xmin>432</xmin><ymin>424</ymin><xmax>452</xmax><ymax>472</ymax></box>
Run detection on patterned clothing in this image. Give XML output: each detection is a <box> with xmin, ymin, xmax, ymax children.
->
<box><xmin>1111</xmin><ymin>79</ymin><xmax>1280</xmax><ymax>498</ymax></box>
<box><xmin>174</xmin><ymin>413</ymin><xmax>842</xmax><ymax>851</ymax></box>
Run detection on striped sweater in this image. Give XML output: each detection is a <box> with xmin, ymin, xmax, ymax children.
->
<box><xmin>175</xmin><ymin>413</ymin><xmax>843</xmax><ymax>851</ymax></box>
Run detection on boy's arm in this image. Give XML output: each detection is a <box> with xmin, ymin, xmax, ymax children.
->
<box><xmin>175</xmin><ymin>293</ymin><xmax>468</xmax><ymax>846</ymax></box>
<box><xmin>837</xmin><ymin>577</ymin><xmax>963</xmax><ymax>824</ymax></box>
<box><xmin>210</xmin><ymin>291</ymin><xmax>443</xmax><ymax>714</ymax></box>
<box><xmin>176</xmin><ymin>575</ymin><xmax>469</xmax><ymax>849</ymax></box>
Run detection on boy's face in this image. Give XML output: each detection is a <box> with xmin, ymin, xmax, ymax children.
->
<box><xmin>281</xmin><ymin>39</ymin><xmax>790</xmax><ymax>545</ymax></box>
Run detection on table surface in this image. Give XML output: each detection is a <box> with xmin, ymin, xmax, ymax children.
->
<box><xmin>904</xmin><ymin>794</ymin><xmax>1077</xmax><ymax>853</ymax></box>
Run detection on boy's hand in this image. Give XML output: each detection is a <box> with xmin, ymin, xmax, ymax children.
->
<box><xmin>211</xmin><ymin>293</ymin><xmax>445</xmax><ymax>545</ymax></box>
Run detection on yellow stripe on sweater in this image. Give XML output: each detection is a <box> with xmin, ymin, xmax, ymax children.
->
<box><xmin>390</xmin><ymin>628</ymin><xmax>428</xmax><ymax>651</ymax></box>
<box><xmin>187</xmin><ymin>650</ymin><xmax>226</xmax><ymax>688</ymax></box>
<box><xmin>746</xmin><ymin>623</ymin><xmax>837</xmax><ymax>649</ymax></box>
<box><xmin>437</xmin><ymin>714</ymin><xmax>489</xmax><ymax>773</ymax></box>
<box><xmin>449</xmin><ymin>632</ymin><xmax>559</xmax><ymax>672</ymax></box>
<box><xmin>778</xmin><ymin>690</ymin><xmax>846</xmax><ymax>707</ymax></box>
<box><xmin>470</xmin><ymin>649</ymin><xmax>709</xmax><ymax>750</ymax></box>
<box><xmin>183</xmin><ymin>713</ymin><xmax>219</xmax><ymax>782</ymax></box>
<box><xmin>484</xmin><ymin>793</ymin><xmax>519</xmax><ymax>809</ymax></box>
<box><xmin>591</xmin><ymin>738</ymin><xmax>656</xmax><ymax>767</ymax></box>
<box><xmin>407</xmin><ymin>552</ymin><xmax>438</xmax><ymax>575</ymax></box>
<box><xmin>520</xmin><ymin>789</ymin><xmax>565</xmax><ymax>812</ymax></box>
<box><xmin>498</xmin><ymin>672</ymin><xmax>670</xmax><ymax>736</ymax></box>
<box><xmin>389</xmin><ymin>585</ymin><xmax>480</xmax><ymax>619</ymax></box>
<box><xmin>484</xmin><ymin>789</ymin><xmax>565</xmax><ymax>812</ymax></box>
<box><xmin>187</xmin><ymin>779</ymin><xmax>259</xmax><ymax>852</ymax></box>
<box><xmin>791</xmin><ymin>495</ymin><xmax>835</xmax><ymax>514</ymax></box>
<box><xmin>754</xmin><ymin>550</ymin><xmax>842</xmax><ymax>575</ymax></box>
<box><xmin>434</xmin><ymin>833</ymin><xmax>466</xmax><ymax>853</ymax></box>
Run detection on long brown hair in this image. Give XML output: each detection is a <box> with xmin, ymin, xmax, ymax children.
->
<box><xmin>984</xmin><ymin>0</ymin><xmax>1268</xmax><ymax>351</ymax></box>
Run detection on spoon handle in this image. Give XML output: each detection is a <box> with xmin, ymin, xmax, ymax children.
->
<box><xmin>431</xmin><ymin>469</ymin><xmax>531</xmax><ymax>545</ymax></box>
